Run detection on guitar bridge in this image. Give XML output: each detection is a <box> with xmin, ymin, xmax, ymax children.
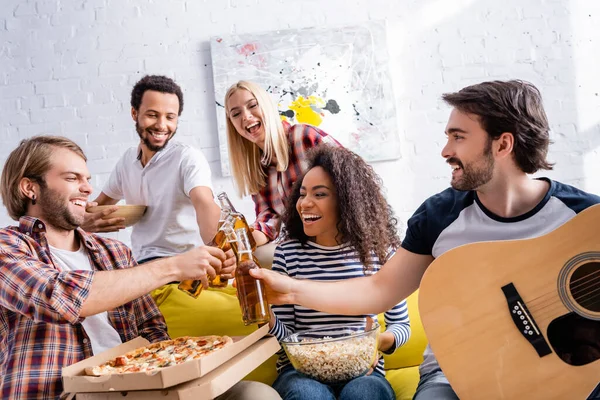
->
<box><xmin>501</xmin><ymin>283</ymin><xmax>552</xmax><ymax>357</ymax></box>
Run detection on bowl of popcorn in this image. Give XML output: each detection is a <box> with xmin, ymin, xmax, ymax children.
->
<box><xmin>281</xmin><ymin>323</ymin><xmax>380</xmax><ymax>383</ymax></box>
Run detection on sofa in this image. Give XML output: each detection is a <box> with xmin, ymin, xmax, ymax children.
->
<box><xmin>152</xmin><ymin>285</ymin><xmax>427</xmax><ymax>400</ymax></box>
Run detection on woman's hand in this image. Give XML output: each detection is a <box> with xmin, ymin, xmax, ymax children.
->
<box><xmin>366</xmin><ymin>331</ymin><xmax>394</xmax><ymax>375</ymax></box>
<box><xmin>252</xmin><ymin>229</ymin><xmax>270</xmax><ymax>247</ymax></box>
<box><xmin>377</xmin><ymin>331</ymin><xmax>395</xmax><ymax>353</ymax></box>
<box><xmin>365</xmin><ymin>317</ymin><xmax>384</xmax><ymax>376</ymax></box>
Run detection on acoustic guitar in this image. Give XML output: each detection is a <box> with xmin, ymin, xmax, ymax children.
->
<box><xmin>419</xmin><ymin>203</ymin><xmax>600</xmax><ymax>399</ymax></box>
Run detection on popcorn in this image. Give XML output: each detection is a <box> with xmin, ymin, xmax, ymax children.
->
<box><xmin>284</xmin><ymin>335</ymin><xmax>377</xmax><ymax>383</ymax></box>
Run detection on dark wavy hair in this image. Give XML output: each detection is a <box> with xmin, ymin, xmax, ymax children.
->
<box><xmin>282</xmin><ymin>145</ymin><xmax>400</xmax><ymax>273</ymax></box>
<box><xmin>442</xmin><ymin>80</ymin><xmax>553</xmax><ymax>174</ymax></box>
<box><xmin>130</xmin><ymin>75</ymin><xmax>184</xmax><ymax>115</ymax></box>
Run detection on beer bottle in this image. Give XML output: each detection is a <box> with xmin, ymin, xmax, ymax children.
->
<box><xmin>234</xmin><ymin>227</ymin><xmax>270</xmax><ymax>325</ymax></box>
<box><xmin>217</xmin><ymin>192</ymin><xmax>257</xmax><ymax>250</ymax></box>
<box><xmin>217</xmin><ymin>206</ymin><xmax>231</xmax><ymax>229</ymax></box>
<box><xmin>178</xmin><ymin>215</ymin><xmax>236</xmax><ymax>298</ymax></box>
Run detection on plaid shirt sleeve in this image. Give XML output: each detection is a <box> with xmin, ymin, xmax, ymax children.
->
<box><xmin>91</xmin><ymin>237</ymin><xmax>170</xmax><ymax>344</ymax></box>
<box><xmin>0</xmin><ymin>230</ymin><xmax>94</xmax><ymax>325</ymax></box>
<box><xmin>125</xmin><ymin>251</ymin><xmax>170</xmax><ymax>343</ymax></box>
<box><xmin>252</xmin><ymin>191</ymin><xmax>280</xmax><ymax>241</ymax></box>
<box><xmin>132</xmin><ymin>292</ymin><xmax>170</xmax><ymax>343</ymax></box>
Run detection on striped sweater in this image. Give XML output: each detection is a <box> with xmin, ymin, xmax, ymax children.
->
<box><xmin>269</xmin><ymin>239</ymin><xmax>411</xmax><ymax>375</ymax></box>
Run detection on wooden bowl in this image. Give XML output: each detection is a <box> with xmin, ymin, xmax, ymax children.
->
<box><xmin>87</xmin><ymin>205</ymin><xmax>147</xmax><ymax>227</ymax></box>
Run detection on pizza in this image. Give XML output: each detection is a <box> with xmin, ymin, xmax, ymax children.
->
<box><xmin>85</xmin><ymin>335</ymin><xmax>234</xmax><ymax>376</ymax></box>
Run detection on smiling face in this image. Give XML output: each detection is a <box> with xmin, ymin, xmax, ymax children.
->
<box><xmin>442</xmin><ymin>109</ymin><xmax>495</xmax><ymax>191</ymax></box>
<box><xmin>132</xmin><ymin>90</ymin><xmax>179</xmax><ymax>152</ymax></box>
<box><xmin>35</xmin><ymin>148</ymin><xmax>92</xmax><ymax>231</ymax></box>
<box><xmin>226</xmin><ymin>88</ymin><xmax>266</xmax><ymax>149</ymax></box>
<box><xmin>295</xmin><ymin>166</ymin><xmax>340</xmax><ymax>246</ymax></box>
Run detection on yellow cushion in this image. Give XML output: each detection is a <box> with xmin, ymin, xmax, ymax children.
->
<box><xmin>385</xmin><ymin>366</ymin><xmax>420</xmax><ymax>400</ymax></box>
<box><xmin>151</xmin><ymin>283</ymin><xmax>278</xmax><ymax>385</ymax></box>
<box><xmin>378</xmin><ymin>290</ymin><xmax>427</xmax><ymax>370</ymax></box>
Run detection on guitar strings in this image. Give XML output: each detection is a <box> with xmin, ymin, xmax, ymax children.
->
<box><xmin>520</xmin><ymin>268</ymin><xmax>600</xmax><ymax>307</ymax></box>
<box><xmin>527</xmin><ymin>269</ymin><xmax>600</xmax><ymax>307</ymax></box>
<box><xmin>531</xmin><ymin>293</ymin><xmax>600</xmax><ymax>324</ymax></box>
<box><xmin>517</xmin><ymin>269</ymin><xmax>600</xmax><ymax>322</ymax></box>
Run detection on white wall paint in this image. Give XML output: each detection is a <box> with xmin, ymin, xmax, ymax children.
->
<box><xmin>1</xmin><ymin>0</ymin><xmax>599</xmax><ymax>246</ymax></box>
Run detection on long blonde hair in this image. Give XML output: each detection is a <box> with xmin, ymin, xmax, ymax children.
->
<box><xmin>224</xmin><ymin>81</ymin><xmax>290</xmax><ymax>196</ymax></box>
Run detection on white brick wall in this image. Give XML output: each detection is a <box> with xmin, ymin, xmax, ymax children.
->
<box><xmin>1</xmin><ymin>0</ymin><xmax>599</xmax><ymax>246</ymax></box>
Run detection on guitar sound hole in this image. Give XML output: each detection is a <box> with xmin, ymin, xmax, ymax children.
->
<box><xmin>547</xmin><ymin>312</ymin><xmax>600</xmax><ymax>366</ymax></box>
<box><xmin>570</xmin><ymin>262</ymin><xmax>600</xmax><ymax>312</ymax></box>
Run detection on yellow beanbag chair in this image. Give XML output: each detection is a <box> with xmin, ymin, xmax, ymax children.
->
<box><xmin>378</xmin><ymin>291</ymin><xmax>426</xmax><ymax>369</ymax></box>
<box><xmin>151</xmin><ymin>283</ymin><xmax>278</xmax><ymax>385</ymax></box>
<box><xmin>378</xmin><ymin>291</ymin><xmax>426</xmax><ymax>399</ymax></box>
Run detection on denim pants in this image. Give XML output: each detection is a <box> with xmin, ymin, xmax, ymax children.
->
<box><xmin>413</xmin><ymin>370</ymin><xmax>458</xmax><ymax>400</ymax></box>
<box><xmin>272</xmin><ymin>366</ymin><xmax>395</xmax><ymax>400</ymax></box>
<box><xmin>414</xmin><ymin>370</ymin><xmax>600</xmax><ymax>400</ymax></box>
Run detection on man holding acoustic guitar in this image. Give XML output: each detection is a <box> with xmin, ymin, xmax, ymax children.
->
<box><xmin>250</xmin><ymin>80</ymin><xmax>600</xmax><ymax>399</ymax></box>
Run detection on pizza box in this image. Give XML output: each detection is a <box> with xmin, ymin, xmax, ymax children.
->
<box><xmin>75</xmin><ymin>337</ymin><xmax>279</xmax><ymax>400</ymax></box>
<box><xmin>62</xmin><ymin>324</ymin><xmax>272</xmax><ymax>393</ymax></box>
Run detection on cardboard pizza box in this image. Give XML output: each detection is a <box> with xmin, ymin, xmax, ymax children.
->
<box><xmin>62</xmin><ymin>324</ymin><xmax>272</xmax><ymax>394</ymax></box>
<box><xmin>75</xmin><ymin>336</ymin><xmax>279</xmax><ymax>400</ymax></box>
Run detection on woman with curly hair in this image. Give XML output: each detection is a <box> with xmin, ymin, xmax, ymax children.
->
<box><xmin>267</xmin><ymin>145</ymin><xmax>410</xmax><ymax>400</ymax></box>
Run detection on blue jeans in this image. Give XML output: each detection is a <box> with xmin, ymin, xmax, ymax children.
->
<box><xmin>413</xmin><ymin>370</ymin><xmax>458</xmax><ymax>400</ymax></box>
<box><xmin>414</xmin><ymin>370</ymin><xmax>600</xmax><ymax>400</ymax></box>
<box><xmin>413</xmin><ymin>369</ymin><xmax>600</xmax><ymax>400</ymax></box>
<box><xmin>272</xmin><ymin>366</ymin><xmax>395</xmax><ymax>400</ymax></box>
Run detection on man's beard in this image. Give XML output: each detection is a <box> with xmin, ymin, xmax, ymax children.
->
<box><xmin>38</xmin><ymin>184</ymin><xmax>83</xmax><ymax>231</ymax></box>
<box><xmin>136</xmin><ymin>121</ymin><xmax>176</xmax><ymax>152</ymax></box>
<box><xmin>449</xmin><ymin>139</ymin><xmax>494</xmax><ymax>191</ymax></box>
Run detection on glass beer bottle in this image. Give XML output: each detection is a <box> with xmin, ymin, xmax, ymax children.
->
<box><xmin>217</xmin><ymin>206</ymin><xmax>231</xmax><ymax>229</ymax></box>
<box><xmin>178</xmin><ymin>215</ymin><xmax>236</xmax><ymax>298</ymax></box>
<box><xmin>234</xmin><ymin>228</ymin><xmax>270</xmax><ymax>325</ymax></box>
<box><xmin>210</xmin><ymin>214</ymin><xmax>238</xmax><ymax>288</ymax></box>
<box><xmin>217</xmin><ymin>192</ymin><xmax>257</xmax><ymax>250</ymax></box>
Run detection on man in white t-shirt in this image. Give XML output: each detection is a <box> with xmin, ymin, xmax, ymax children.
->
<box><xmin>83</xmin><ymin>75</ymin><xmax>226</xmax><ymax>267</ymax></box>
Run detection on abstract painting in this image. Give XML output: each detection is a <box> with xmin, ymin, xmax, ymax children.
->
<box><xmin>210</xmin><ymin>20</ymin><xmax>400</xmax><ymax>176</ymax></box>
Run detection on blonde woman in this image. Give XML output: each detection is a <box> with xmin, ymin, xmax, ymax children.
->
<box><xmin>225</xmin><ymin>80</ymin><xmax>341</xmax><ymax>250</ymax></box>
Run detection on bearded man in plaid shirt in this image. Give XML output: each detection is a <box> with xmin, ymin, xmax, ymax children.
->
<box><xmin>0</xmin><ymin>136</ymin><xmax>281</xmax><ymax>400</ymax></box>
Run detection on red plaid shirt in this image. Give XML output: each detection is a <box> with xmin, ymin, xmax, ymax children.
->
<box><xmin>252</xmin><ymin>121</ymin><xmax>341</xmax><ymax>240</ymax></box>
<box><xmin>0</xmin><ymin>217</ymin><xmax>169</xmax><ymax>400</ymax></box>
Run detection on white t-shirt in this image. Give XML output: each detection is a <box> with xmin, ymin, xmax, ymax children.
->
<box><xmin>49</xmin><ymin>244</ymin><xmax>123</xmax><ymax>355</ymax></box>
<box><xmin>102</xmin><ymin>141</ymin><xmax>214</xmax><ymax>261</ymax></box>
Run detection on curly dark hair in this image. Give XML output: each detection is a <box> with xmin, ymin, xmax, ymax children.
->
<box><xmin>282</xmin><ymin>145</ymin><xmax>400</xmax><ymax>274</ymax></box>
<box><xmin>130</xmin><ymin>75</ymin><xmax>184</xmax><ymax>115</ymax></box>
<box><xmin>442</xmin><ymin>80</ymin><xmax>553</xmax><ymax>174</ymax></box>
